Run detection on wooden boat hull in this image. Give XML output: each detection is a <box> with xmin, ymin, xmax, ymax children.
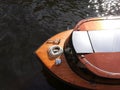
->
<box><xmin>36</xmin><ymin>29</ymin><xmax>120</xmax><ymax>90</ymax></box>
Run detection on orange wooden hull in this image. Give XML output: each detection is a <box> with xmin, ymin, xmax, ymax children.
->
<box><xmin>36</xmin><ymin>30</ymin><xmax>120</xmax><ymax>90</ymax></box>
<box><xmin>74</xmin><ymin>16</ymin><xmax>120</xmax><ymax>30</ymax></box>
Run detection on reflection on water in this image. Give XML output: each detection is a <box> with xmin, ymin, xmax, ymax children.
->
<box><xmin>0</xmin><ymin>0</ymin><xmax>120</xmax><ymax>90</ymax></box>
<box><xmin>89</xmin><ymin>0</ymin><xmax>120</xmax><ymax>16</ymax></box>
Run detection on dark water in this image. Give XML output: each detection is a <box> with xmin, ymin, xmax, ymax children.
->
<box><xmin>0</xmin><ymin>0</ymin><xmax>120</xmax><ymax>90</ymax></box>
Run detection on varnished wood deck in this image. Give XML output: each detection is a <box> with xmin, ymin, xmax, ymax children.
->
<box><xmin>36</xmin><ymin>30</ymin><xmax>120</xmax><ymax>90</ymax></box>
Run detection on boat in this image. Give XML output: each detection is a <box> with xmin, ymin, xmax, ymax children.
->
<box><xmin>35</xmin><ymin>16</ymin><xmax>120</xmax><ymax>90</ymax></box>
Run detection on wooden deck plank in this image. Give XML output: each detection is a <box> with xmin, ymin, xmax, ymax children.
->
<box><xmin>36</xmin><ymin>30</ymin><xmax>120</xmax><ymax>90</ymax></box>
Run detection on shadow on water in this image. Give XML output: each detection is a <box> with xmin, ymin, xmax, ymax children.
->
<box><xmin>0</xmin><ymin>0</ymin><xmax>120</xmax><ymax>90</ymax></box>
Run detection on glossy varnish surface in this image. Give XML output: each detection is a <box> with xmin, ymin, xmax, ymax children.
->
<box><xmin>74</xmin><ymin>16</ymin><xmax>120</xmax><ymax>31</ymax></box>
<box><xmin>36</xmin><ymin>31</ymin><xmax>120</xmax><ymax>89</ymax></box>
<box><xmin>78</xmin><ymin>52</ymin><xmax>120</xmax><ymax>79</ymax></box>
